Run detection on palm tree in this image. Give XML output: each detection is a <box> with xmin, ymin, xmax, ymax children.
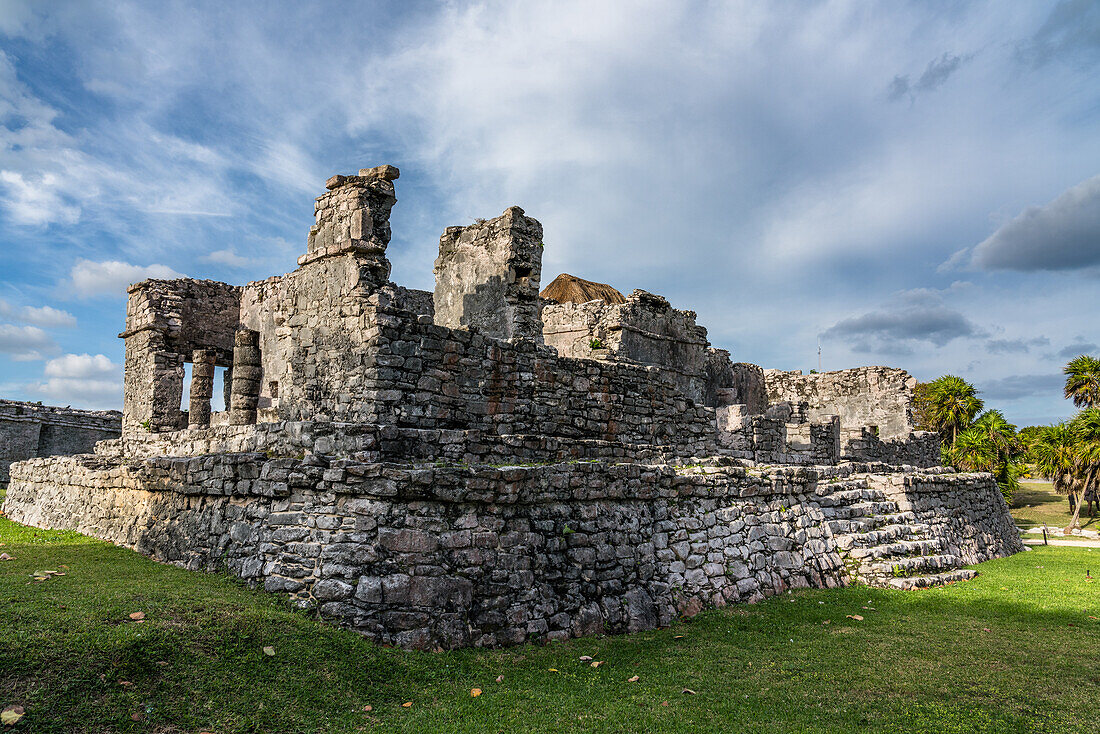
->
<box><xmin>1033</xmin><ymin>412</ymin><xmax>1100</xmax><ymax>531</ymax></box>
<box><xmin>946</xmin><ymin>410</ymin><xmax>1022</xmax><ymax>501</ymax></box>
<box><xmin>921</xmin><ymin>375</ymin><xmax>984</xmax><ymax>445</ymax></box>
<box><xmin>1064</xmin><ymin>355</ymin><xmax>1100</xmax><ymax>409</ymax></box>
<box><xmin>972</xmin><ymin>409</ymin><xmax>1019</xmax><ymax>457</ymax></box>
<box><xmin>944</xmin><ymin>426</ymin><xmax>996</xmax><ymax>472</ymax></box>
<box><xmin>1032</xmin><ymin>422</ymin><xmax>1079</xmax><ymax>529</ymax></box>
<box><xmin>1068</xmin><ymin>408</ymin><xmax>1100</xmax><ymax>529</ymax></box>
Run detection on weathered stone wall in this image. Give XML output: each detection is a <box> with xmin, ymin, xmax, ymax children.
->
<box><xmin>726</xmin><ymin>362</ymin><xmax>769</xmax><ymax>414</ymax></box>
<box><xmin>763</xmin><ymin>367</ymin><xmax>916</xmax><ymax>440</ymax></box>
<box><xmin>0</xmin><ymin>401</ymin><xmax>121</xmax><ymax>482</ymax></box>
<box><xmin>841</xmin><ymin>427</ymin><xmax>941</xmax><ymax>468</ymax></box>
<box><xmin>541</xmin><ymin>290</ymin><xmax>712</xmax><ymax>403</ymax></box>
<box><xmin>4</xmin><ymin>455</ymin><xmax>1020</xmax><ymax>649</ymax></box>
<box><xmin>434</xmin><ymin>207</ymin><xmax>544</xmax><ymax>342</ymax></box>
<box><xmin>359</xmin><ymin>296</ymin><xmax>718</xmax><ymax>460</ymax></box>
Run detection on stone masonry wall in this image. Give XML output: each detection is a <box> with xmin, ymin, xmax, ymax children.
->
<box><xmin>541</xmin><ymin>290</ymin><xmax>712</xmax><ymax>404</ymax></box>
<box><xmin>0</xmin><ymin>400</ymin><xmax>121</xmax><ymax>482</ymax></box>
<box><xmin>4</xmin><ymin>454</ymin><xmax>1019</xmax><ymax>649</ymax></box>
<box><xmin>763</xmin><ymin>367</ymin><xmax>917</xmax><ymax>440</ymax></box>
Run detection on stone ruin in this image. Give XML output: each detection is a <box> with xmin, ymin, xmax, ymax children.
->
<box><xmin>2</xmin><ymin>165</ymin><xmax>1022</xmax><ymax>649</ymax></box>
<box><xmin>0</xmin><ymin>400</ymin><xmax>120</xmax><ymax>483</ymax></box>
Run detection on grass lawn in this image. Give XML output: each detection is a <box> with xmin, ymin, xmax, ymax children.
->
<box><xmin>2</xmin><ymin>510</ymin><xmax>1100</xmax><ymax>733</ymax></box>
<box><xmin>1010</xmin><ymin>481</ymin><xmax>1099</xmax><ymax>531</ymax></box>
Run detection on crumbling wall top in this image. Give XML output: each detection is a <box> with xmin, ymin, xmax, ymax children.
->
<box><xmin>300</xmin><ymin>165</ymin><xmax>400</xmax><ymax>284</ymax></box>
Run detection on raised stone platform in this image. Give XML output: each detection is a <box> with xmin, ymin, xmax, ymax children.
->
<box><xmin>4</xmin><ymin>452</ymin><xmax>1021</xmax><ymax>649</ymax></box>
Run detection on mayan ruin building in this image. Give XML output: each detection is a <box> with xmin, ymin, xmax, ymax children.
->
<box><xmin>1</xmin><ymin>165</ymin><xmax>1022</xmax><ymax>649</ymax></box>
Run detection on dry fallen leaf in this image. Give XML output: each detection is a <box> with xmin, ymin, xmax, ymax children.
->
<box><xmin>846</xmin><ymin>614</ymin><xmax>864</xmax><ymax>621</ymax></box>
<box><xmin>661</xmin><ymin>701</ymin><xmax>670</xmax><ymax>707</ymax></box>
<box><xmin>129</xmin><ymin>612</ymin><xmax>145</xmax><ymax>621</ymax></box>
<box><xmin>118</xmin><ymin>680</ymin><xmax>133</xmax><ymax>688</ymax></box>
<box><xmin>156</xmin><ymin>661</ymin><xmax>169</xmax><ymax>667</ymax></box>
<box><xmin>548</xmin><ymin>668</ymin><xmax>558</xmax><ymax>672</ymax></box>
<box><xmin>0</xmin><ymin>553</ymin><xmax>13</xmax><ymax>561</ymax></box>
<box><xmin>628</xmin><ymin>675</ymin><xmax>640</xmax><ymax>683</ymax></box>
<box><xmin>363</xmin><ymin>705</ymin><xmax>372</xmax><ymax>712</ymax></box>
<box><xmin>673</xmin><ymin>635</ymin><xmax>684</xmax><ymax>639</ymax></box>
<box><xmin>130</xmin><ymin>712</ymin><xmax>144</xmax><ymax>722</ymax></box>
<box><xmin>579</xmin><ymin>655</ymin><xmax>593</xmax><ymax>661</ymax></box>
<box><xmin>402</xmin><ymin>702</ymin><xmax>413</xmax><ymax>708</ymax></box>
<box><xmin>822</xmin><ymin>619</ymin><xmax>831</xmax><ymax>625</ymax></box>
<box><xmin>1</xmin><ymin>706</ymin><xmax>25</xmax><ymax>726</ymax></box>
<box><xmin>495</xmin><ymin>675</ymin><xmax>504</xmax><ymax>683</ymax></box>
<box><xmin>589</xmin><ymin>661</ymin><xmax>603</xmax><ymax>668</ymax></box>
<box><xmin>470</xmin><ymin>688</ymin><xmax>482</xmax><ymax>697</ymax></box>
<box><xmin>262</xmin><ymin>646</ymin><xmax>275</xmax><ymax>656</ymax></box>
<box><xmin>982</xmin><ymin>628</ymin><xmax>991</xmax><ymax>632</ymax></box>
<box><xmin>1088</xmin><ymin>616</ymin><xmax>1098</xmax><ymax>621</ymax></box>
<box><xmin>682</xmin><ymin>688</ymin><xmax>697</xmax><ymax>695</ymax></box>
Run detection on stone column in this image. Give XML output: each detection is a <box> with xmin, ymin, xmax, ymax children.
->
<box><xmin>229</xmin><ymin>329</ymin><xmax>261</xmax><ymax>425</ymax></box>
<box><xmin>222</xmin><ymin>366</ymin><xmax>233</xmax><ymax>413</ymax></box>
<box><xmin>188</xmin><ymin>348</ymin><xmax>218</xmax><ymax>429</ymax></box>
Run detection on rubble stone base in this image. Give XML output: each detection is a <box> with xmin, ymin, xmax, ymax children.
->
<box><xmin>4</xmin><ymin>454</ymin><xmax>1022</xmax><ymax>649</ymax></box>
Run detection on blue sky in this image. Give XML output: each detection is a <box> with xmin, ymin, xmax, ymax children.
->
<box><xmin>0</xmin><ymin>0</ymin><xmax>1097</xmax><ymax>426</ymax></box>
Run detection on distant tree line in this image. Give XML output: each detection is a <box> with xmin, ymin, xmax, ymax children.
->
<box><xmin>912</xmin><ymin>354</ymin><xmax>1100</xmax><ymax>531</ymax></box>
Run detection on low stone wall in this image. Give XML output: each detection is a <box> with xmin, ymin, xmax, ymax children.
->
<box><xmin>842</xmin><ymin>428</ymin><xmax>941</xmax><ymax>468</ymax></box>
<box><xmin>4</xmin><ymin>454</ymin><xmax>1020</xmax><ymax>649</ymax></box>
<box><xmin>0</xmin><ymin>401</ymin><xmax>121</xmax><ymax>482</ymax></box>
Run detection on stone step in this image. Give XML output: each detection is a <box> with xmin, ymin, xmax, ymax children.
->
<box><xmin>816</xmin><ymin>486</ymin><xmax>889</xmax><ymax>506</ymax></box>
<box><xmin>827</xmin><ymin>502</ymin><xmax>905</xmax><ymax>522</ymax></box>
<box><xmin>882</xmin><ymin>568</ymin><xmax>978</xmax><ymax>590</ymax></box>
<box><xmin>837</xmin><ymin>523</ymin><xmax>931</xmax><ymax>550</ymax></box>
<box><xmin>865</xmin><ymin>553</ymin><xmax>962</xmax><ymax>576</ymax></box>
<box><xmin>847</xmin><ymin>538</ymin><xmax>945</xmax><ymax>561</ymax></box>
<box><xmin>841</xmin><ymin>511</ymin><xmax>918</xmax><ymax>532</ymax></box>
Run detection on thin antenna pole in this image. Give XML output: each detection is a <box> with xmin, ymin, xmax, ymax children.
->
<box><xmin>818</xmin><ymin>338</ymin><xmax>822</xmax><ymax>372</ymax></box>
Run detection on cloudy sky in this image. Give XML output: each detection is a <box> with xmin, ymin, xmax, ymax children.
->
<box><xmin>0</xmin><ymin>0</ymin><xmax>1096</xmax><ymax>425</ymax></box>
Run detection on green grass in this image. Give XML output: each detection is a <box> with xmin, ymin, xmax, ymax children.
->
<box><xmin>1010</xmin><ymin>481</ymin><xmax>1098</xmax><ymax>531</ymax></box>
<box><xmin>3</xmin><ymin>515</ymin><xmax>1100</xmax><ymax>733</ymax></box>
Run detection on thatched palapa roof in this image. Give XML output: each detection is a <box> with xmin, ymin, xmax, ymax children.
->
<box><xmin>540</xmin><ymin>273</ymin><xmax>626</xmax><ymax>305</ymax></box>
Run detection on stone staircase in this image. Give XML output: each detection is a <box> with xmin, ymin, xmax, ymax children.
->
<box><xmin>818</xmin><ymin>477</ymin><xmax>978</xmax><ymax>589</ymax></box>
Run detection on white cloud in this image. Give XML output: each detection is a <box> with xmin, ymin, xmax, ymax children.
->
<box><xmin>0</xmin><ymin>170</ymin><xmax>81</xmax><ymax>226</ymax></box>
<box><xmin>0</xmin><ymin>299</ymin><xmax>76</xmax><ymax>327</ymax></box>
<box><xmin>68</xmin><ymin>259</ymin><xmax>183</xmax><ymax>298</ymax></box>
<box><xmin>43</xmin><ymin>352</ymin><xmax>116</xmax><ymax>378</ymax></box>
<box><xmin>29</xmin><ymin>353</ymin><xmax>122</xmax><ymax>410</ymax></box>
<box><xmin>200</xmin><ymin>249</ymin><xmax>250</xmax><ymax>268</ymax></box>
<box><xmin>0</xmin><ymin>323</ymin><xmax>56</xmax><ymax>360</ymax></box>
